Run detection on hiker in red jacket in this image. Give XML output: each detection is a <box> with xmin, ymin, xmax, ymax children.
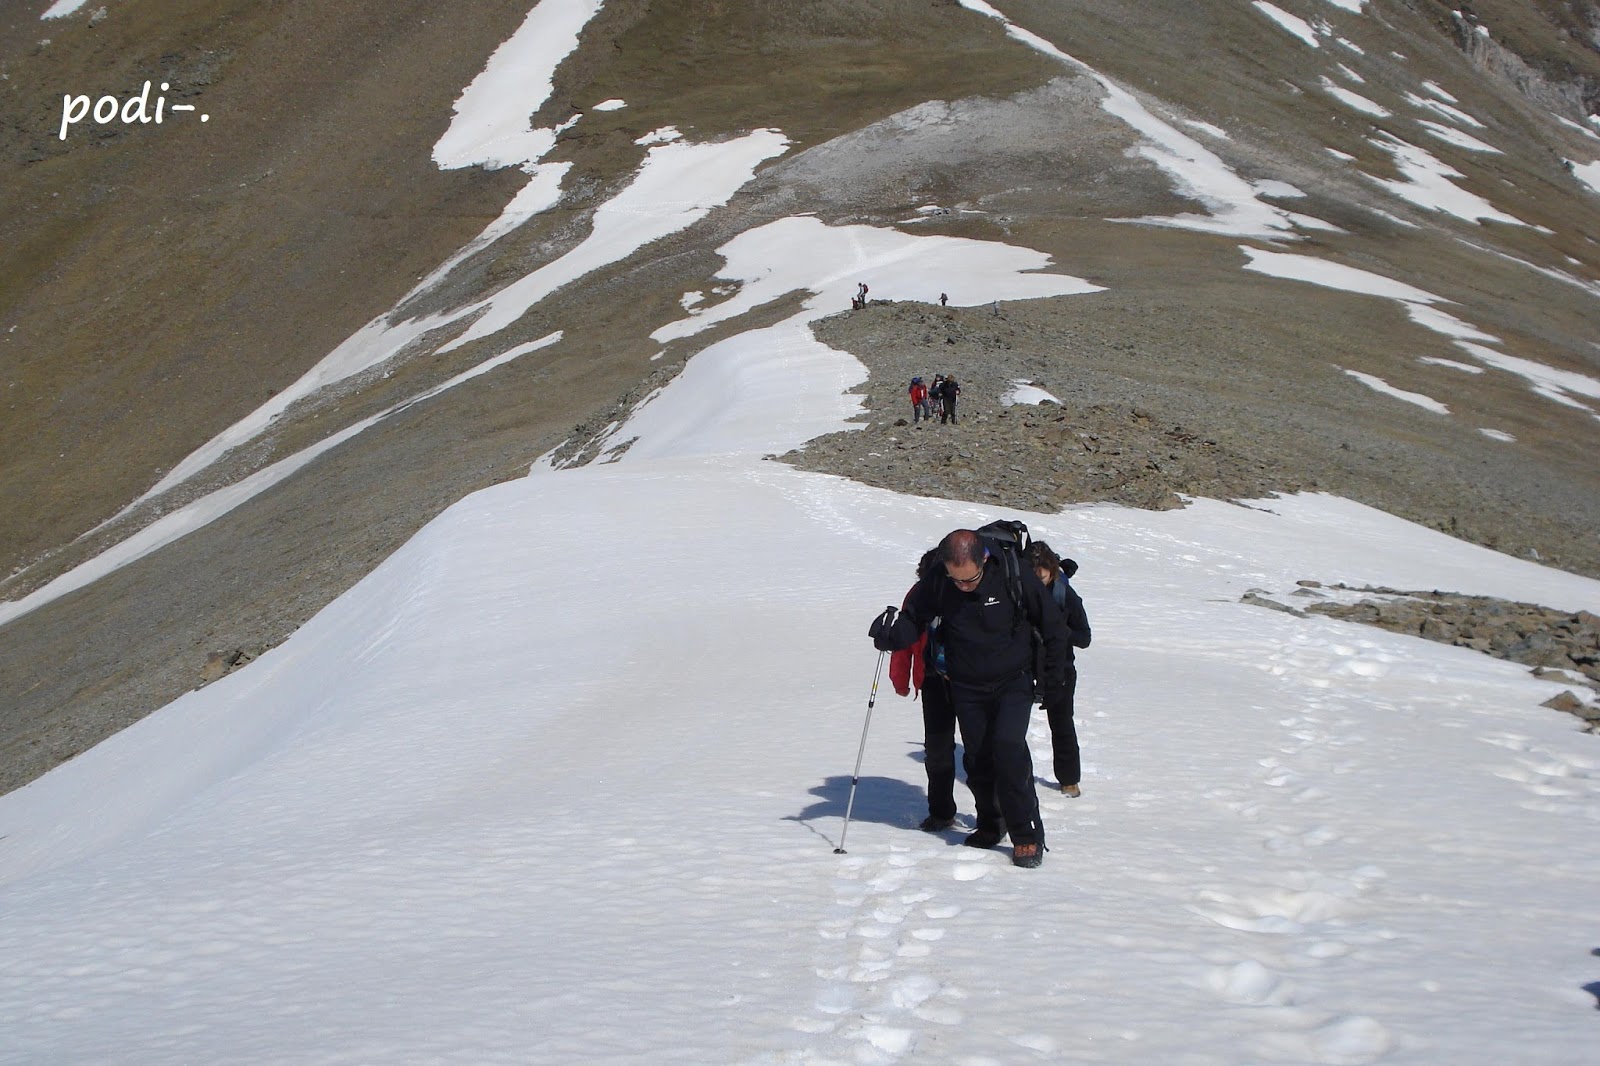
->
<box><xmin>908</xmin><ymin>377</ymin><xmax>931</xmax><ymax>424</ymax></box>
<box><xmin>889</xmin><ymin>548</ymin><xmax>957</xmax><ymax>830</ymax></box>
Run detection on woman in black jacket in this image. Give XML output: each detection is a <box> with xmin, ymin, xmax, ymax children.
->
<box><xmin>1025</xmin><ymin>541</ymin><xmax>1092</xmax><ymax>796</ymax></box>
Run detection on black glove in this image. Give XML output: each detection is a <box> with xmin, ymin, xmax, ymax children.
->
<box><xmin>1038</xmin><ymin>682</ymin><xmax>1068</xmax><ymax>707</ymax></box>
<box><xmin>868</xmin><ymin>606</ymin><xmax>898</xmax><ymax>649</ymax></box>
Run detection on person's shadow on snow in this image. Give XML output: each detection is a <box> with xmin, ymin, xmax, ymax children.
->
<box><xmin>791</xmin><ymin>773</ymin><xmax>928</xmax><ymax>850</ymax></box>
<box><xmin>791</xmin><ymin>739</ymin><xmax>972</xmax><ymax>849</ymax></box>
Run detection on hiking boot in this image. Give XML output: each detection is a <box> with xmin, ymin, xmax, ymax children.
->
<box><xmin>919</xmin><ymin>815</ymin><xmax>956</xmax><ymax>832</ymax></box>
<box><xmin>1012</xmin><ymin>841</ymin><xmax>1043</xmax><ymax>868</ymax></box>
<box><xmin>1061</xmin><ymin>783</ymin><xmax>1081</xmax><ymax>798</ymax></box>
<box><xmin>962</xmin><ymin>826</ymin><xmax>1006</xmax><ymax>849</ymax></box>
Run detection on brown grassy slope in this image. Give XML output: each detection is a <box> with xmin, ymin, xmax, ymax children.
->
<box><xmin>0</xmin><ymin>0</ymin><xmax>533</xmax><ymax>572</ymax></box>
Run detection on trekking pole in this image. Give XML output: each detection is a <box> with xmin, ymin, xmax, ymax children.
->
<box><xmin>836</xmin><ymin>644</ymin><xmax>889</xmax><ymax>854</ymax></box>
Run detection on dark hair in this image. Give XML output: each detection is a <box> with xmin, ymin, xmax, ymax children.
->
<box><xmin>916</xmin><ymin>546</ymin><xmax>942</xmax><ymax>581</ymax></box>
<box><xmin>939</xmin><ymin>529</ymin><xmax>985</xmax><ymax>568</ymax></box>
<box><xmin>1025</xmin><ymin>541</ymin><xmax>1061</xmax><ymax>573</ymax></box>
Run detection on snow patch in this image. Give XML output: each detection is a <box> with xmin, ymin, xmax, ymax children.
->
<box><xmin>1255</xmin><ymin>180</ymin><xmax>1306</xmax><ymax>199</ymax></box>
<box><xmin>1404</xmin><ymin>91</ymin><xmax>1486</xmax><ymax>129</ymax></box>
<box><xmin>440</xmin><ymin>130</ymin><xmax>791</xmax><ymax>355</ymax></box>
<box><xmin>1419</xmin><ymin>357</ymin><xmax>1485</xmax><ymax>374</ymax></box>
<box><xmin>1421</xmin><ymin>80</ymin><xmax>1458</xmax><ymax>104</ymax></box>
<box><xmin>1340</xmin><ymin>368</ymin><xmax>1450</xmax><ymax>414</ymax></box>
<box><xmin>1184</xmin><ymin>119</ymin><xmax>1230</xmax><ymax>140</ymax></box>
<box><xmin>432</xmin><ymin>0</ymin><xmax>603</xmax><ymax>171</ymax></box>
<box><xmin>636</xmin><ymin>126</ymin><xmax>683</xmax><ymax>146</ymax></box>
<box><xmin>1418</xmin><ymin>121</ymin><xmax>1501</xmax><ymax>154</ymax></box>
<box><xmin>1002</xmin><ymin>380</ymin><xmax>1062</xmax><ymax>407</ymax></box>
<box><xmin>1571</xmin><ymin>159</ymin><xmax>1600</xmax><ymax>195</ymax></box>
<box><xmin>1366</xmin><ymin>133</ymin><xmax>1527</xmax><ymax>226</ymax></box>
<box><xmin>1454</xmin><ymin>341</ymin><xmax>1600</xmax><ymax>414</ymax></box>
<box><xmin>1254</xmin><ymin>3</ymin><xmax>1321</xmax><ymax>47</ymax></box>
<box><xmin>1320</xmin><ymin>78</ymin><xmax>1390</xmax><ymax>118</ymax></box>
<box><xmin>40</xmin><ymin>0</ymin><xmax>94</xmax><ymax>18</ymax></box>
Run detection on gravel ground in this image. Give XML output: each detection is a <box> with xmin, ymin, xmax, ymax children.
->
<box><xmin>778</xmin><ymin>298</ymin><xmax>1600</xmax><ymax>580</ymax></box>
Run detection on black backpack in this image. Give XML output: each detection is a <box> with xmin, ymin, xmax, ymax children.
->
<box><xmin>974</xmin><ymin>519</ymin><xmax>1033</xmax><ymax>636</ymax></box>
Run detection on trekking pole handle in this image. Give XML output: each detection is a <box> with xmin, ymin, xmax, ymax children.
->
<box><xmin>868</xmin><ymin>605</ymin><xmax>898</xmax><ymax>646</ymax></box>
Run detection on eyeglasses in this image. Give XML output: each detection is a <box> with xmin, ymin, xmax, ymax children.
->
<box><xmin>948</xmin><ymin>567</ymin><xmax>983</xmax><ymax>588</ymax></box>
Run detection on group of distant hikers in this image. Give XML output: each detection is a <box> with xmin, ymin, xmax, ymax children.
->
<box><xmin>868</xmin><ymin>520</ymin><xmax>1091</xmax><ymax>869</ymax></box>
<box><xmin>846</xmin><ymin>284</ymin><xmax>961</xmax><ymax>424</ymax></box>
<box><xmin>907</xmin><ymin>375</ymin><xmax>961</xmax><ymax>425</ymax></box>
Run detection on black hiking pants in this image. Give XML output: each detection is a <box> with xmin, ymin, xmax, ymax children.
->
<box><xmin>922</xmin><ymin>674</ymin><xmax>957</xmax><ymax>820</ymax></box>
<box><xmin>1042</xmin><ymin>664</ymin><xmax>1081</xmax><ymax>788</ymax></box>
<box><xmin>951</xmin><ymin>672</ymin><xmax>1042</xmax><ymax>845</ymax></box>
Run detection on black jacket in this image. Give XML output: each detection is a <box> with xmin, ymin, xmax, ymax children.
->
<box><xmin>1034</xmin><ymin>570</ymin><xmax>1090</xmax><ymax>685</ymax></box>
<box><xmin>1049</xmin><ymin>573</ymin><xmax>1092</xmax><ymax>656</ymax></box>
<box><xmin>881</xmin><ymin>556</ymin><xmax>1066</xmax><ymax>689</ymax></box>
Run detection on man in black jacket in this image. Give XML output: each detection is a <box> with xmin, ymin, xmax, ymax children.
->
<box><xmin>870</xmin><ymin>529</ymin><xmax>1068</xmax><ymax>868</ymax></box>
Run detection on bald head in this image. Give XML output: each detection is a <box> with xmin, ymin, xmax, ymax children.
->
<box><xmin>940</xmin><ymin>529</ymin><xmax>984</xmax><ymax>567</ymax></box>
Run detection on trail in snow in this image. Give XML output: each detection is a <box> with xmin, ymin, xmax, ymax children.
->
<box><xmin>2</xmin><ymin>454</ymin><xmax>1595</xmax><ymax>1063</ymax></box>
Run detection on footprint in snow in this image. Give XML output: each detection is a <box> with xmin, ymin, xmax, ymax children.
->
<box><xmin>886</xmin><ymin>973</ymin><xmax>940</xmax><ymax>1010</ymax></box>
<box><xmin>1198</xmin><ymin>959</ymin><xmax>1293</xmax><ymax>1006</ymax></box>
<box><xmin>1254</xmin><ymin>1013</ymin><xmax>1392</xmax><ymax>1065</ymax></box>
<box><xmin>850</xmin><ymin>1022</ymin><xmax>915</xmax><ymax>1057</ymax></box>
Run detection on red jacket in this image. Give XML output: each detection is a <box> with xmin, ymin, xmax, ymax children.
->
<box><xmin>888</xmin><ymin>584</ymin><xmax>927</xmax><ymax>697</ymax></box>
<box><xmin>909</xmin><ymin>383</ymin><xmax>928</xmax><ymax>406</ymax></box>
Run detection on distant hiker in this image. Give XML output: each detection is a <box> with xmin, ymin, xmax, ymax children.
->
<box><xmin>1024</xmin><ymin>541</ymin><xmax>1092</xmax><ymax>797</ymax></box>
<box><xmin>938</xmin><ymin>375</ymin><xmax>961</xmax><ymax>424</ymax></box>
<box><xmin>939</xmin><ymin>293</ymin><xmax>948</xmax><ymax>307</ymax></box>
<box><xmin>889</xmin><ymin>548</ymin><xmax>958</xmax><ymax>831</ymax></box>
<box><xmin>870</xmin><ymin>529</ymin><xmax>1068</xmax><ymax>868</ymax></box>
<box><xmin>909</xmin><ymin>377</ymin><xmax>931</xmax><ymax>424</ymax></box>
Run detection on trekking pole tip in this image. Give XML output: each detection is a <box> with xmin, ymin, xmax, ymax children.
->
<box><xmin>833</xmin><ymin>847</ymin><xmax>847</xmax><ymax>854</ymax></box>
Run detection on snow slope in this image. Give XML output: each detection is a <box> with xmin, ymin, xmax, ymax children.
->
<box><xmin>1</xmin><ymin>306</ymin><xmax>1598</xmax><ymax>1064</ymax></box>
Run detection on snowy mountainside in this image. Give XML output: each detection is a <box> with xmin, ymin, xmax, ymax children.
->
<box><xmin>0</xmin><ymin>11</ymin><xmax>1598</xmax><ymax>1060</ymax></box>
<box><xmin>0</xmin><ymin>3</ymin><xmax>1597</xmax><ymax>812</ymax></box>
